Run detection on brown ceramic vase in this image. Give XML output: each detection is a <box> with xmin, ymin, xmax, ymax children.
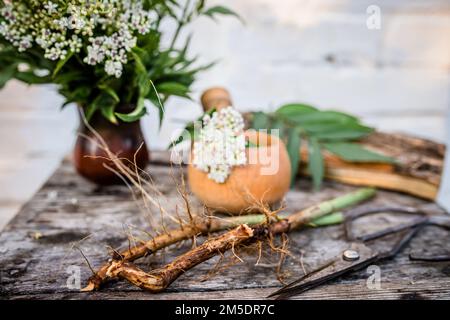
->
<box><xmin>73</xmin><ymin>106</ymin><xmax>149</xmax><ymax>185</ymax></box>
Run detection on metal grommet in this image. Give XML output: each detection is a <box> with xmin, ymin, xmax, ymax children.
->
<box><xmin>343</xmin><ymin>249</ymin><xmax>360</xmax><ymax>261</ymax></box>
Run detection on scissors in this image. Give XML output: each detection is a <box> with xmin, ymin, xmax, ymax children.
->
<box><xmin>269</xmin><ymin>206</ymin><xmax>450</xmax><ymax>299</ymax></box>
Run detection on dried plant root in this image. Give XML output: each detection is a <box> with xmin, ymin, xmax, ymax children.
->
<box><xmin>82</xmin><ymin>214</ymin><xmax>272</xmax><ymax>291</ymax></box>
<box><xmin>86</xmin><ymin>188</ymin><xmax>376</xmax><ymax>292</ymax></box>
<box><xmin>105</xmin><ymin>225</ymin><xmax>254</xmax><ymax>292</ymax></box>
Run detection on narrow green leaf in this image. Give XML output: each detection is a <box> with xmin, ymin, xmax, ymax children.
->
<box><xmin>276</xmin><ymin>103</ymin><xmax>317</xmax><ymax>117</ymax></box>
<box><xmin>286</xmin><ymin>128</ymin><xmax>301</xmax><ymax>186</ymax></box>
<box><xmin>91</xmin><ymin>93</ymin><xmax>118</xmax><ymax>124</ymax></box>
<box><xmin>323</xmin><ymin>142</ymin><xmax>396</xmax><ymax>163</ymax></box>
<box><xmin>319</xmin><ymin>110</ymin><xmax>359</xmax><ymax>122</ymax></box>
<box><xmin>84</xmin><ymin>102</ymin><xmax>98</xmax><ymax>122</ymax></box>
<box><xmin>67</xmin><ymin>86</ymin><xmax>91</xmax><ymax>102</ymax></box>
<box><xmin>196</xmin><ymin>0</ymin><xmax>206</xmax><ymax>13</ymax></box>
<box><xmin>14</xmin><ymin>71</ymin><xmax>50</xmax><ymax>85</ymax></box>
<box><xmin>203</xmin><ymin>5</ymin><xmax>243</xmax><ymax>23</ymax></box>
<box><xmin>131</xmin><ymin>50</ymin><xmax>147</xmax><ymax>74</ymax></box>
<box><xmin>115</xmin><ymin>97</ymin><xmax>147</xmax><ymax>122</ymax></box>
<box><xmin>131</xmin><ymin>50</ymin><xmax>151</xmax><ymax>98</ymax></box>
<box><xmin>308</xmin><ymin>137</ymin><xmax>325</xmax><ymax>190</ymax></box>
<box><xmin>53</xmin><ymin>70</ymin><xmax>85</xmax><ymax>84</ymax></box>
<box><xmin>101</xmin><ymin>103</ymin><xmax>118</xmax><ymax>124</ymax></box>
<box><xmin>0</xmin><ymin>63</ymin><xmax>17</xmax><ymax>88</ymax></box>
<box><xmin>98</xmin><ymin>84</ymin><xmax>120</xmax><ymax>103</ymax></box>
<box><xmin>156</xmin><ymin>82</ymin><xmax>189</xmax><ymax>97</ymax></box>
<box><xmin>52</xmin><ymin>51</ymin><xmax>74</xmax><ymax>78</ymax></box>
<box><xmin>170</xmin><ymin>124</ymin><xmax>195</xmax><ymax>149</ymax></box>
<box><xmin>251</xmin><ymin>112</ymin><xmax>270</xmax><ymax>130</ymax></box>
<box><xmin>312</xmin><ymin>127</ymin><xmax>373</xmax><ymax>140</ymax></box>
<box><xmin>301</xmin><ymin>122</ymin><xmax>372</xmax><ymax>135</ymax></box>
<box><xmin>295</xmin><ymin>110</ymin><xmax>358</xmax><ymax>125</ymax></box>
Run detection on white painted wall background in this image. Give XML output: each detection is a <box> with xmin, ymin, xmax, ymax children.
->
<box><xmin>0</xmin><ymin>0</ymin><xmax>449</xmax><ymax>229</ymax></box>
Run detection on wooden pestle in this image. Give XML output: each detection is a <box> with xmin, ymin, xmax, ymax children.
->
<box><xmin>200</xmin><ymin>87</ymin><xmax>233</xmax><ymax>112</ymax></box>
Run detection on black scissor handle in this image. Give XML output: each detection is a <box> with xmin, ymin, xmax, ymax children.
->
<box><xmin>408</xmin><ymin>215</ymin><xmax>450</xmax><ymax>262</ymax></box>
<box><xmin>344</xmin><ymin>206</ymin><xmax>427</xmax><ymax>242</ymax></box>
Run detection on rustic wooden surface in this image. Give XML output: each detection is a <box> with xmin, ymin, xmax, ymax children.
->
<box><xmin>0</xmin><ymin>154</ymin><xmax>449</xmax><ymax>300</ymax></box>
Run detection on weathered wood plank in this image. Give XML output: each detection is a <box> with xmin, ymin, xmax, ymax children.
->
<box><xmin>0</xmin><ymin>155</ymin><xmax>448</xmax><ymax>300</ymax></box>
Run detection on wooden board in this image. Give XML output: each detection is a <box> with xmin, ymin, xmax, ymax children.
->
<box><xmin>0</xmin><ymin>155</ymin><xmax>449</xmax><ymax>300</ymax></box>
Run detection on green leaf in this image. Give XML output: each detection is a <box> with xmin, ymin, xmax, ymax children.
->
<box><xmin>131</xmin><ymin>49</ymin><xmax>151</xmax><ymax>97</ymax></box>
<box><xmin>91</xmin><ymin>93</ymin><xmax>118</xmax><ymax>124</ymax></box>
<box><xmin>170</xmin><ymin>123</ymin><xmax>195</xmax><ymax>148</ymax></box>
<box><xmin>275</xmin><ymin>104</ymin><xmax>319</xmax><ymax>126</ymax></box>
<box><xmin>295</xmin><ymin>110</ymin><xmax>358</xmax><ymax>125</ymax></box>
<box><xmin>52</xmin><ymin>51</ymin><xmax>74</xmax><ymax>78</ymax></box>
<box><xmin>14</xmin><ymin>71</ymin><xmax>51</xmax><ymax>84</ymax></box>
<box><xmin>84</xmin><ymin>102</ymin><xmax>98</xmax><ymax>122</ymax></box>
<box><xmin>323</xmin><ymin>142</ymin><xmax>396</xmax><ymax>163</ymax></box>
<box><xmin>286</xmin><ymin>128</ymin><xmax>301</xmax><ymax>186</ymax></box>
<box><xmin>98</xmin><ymin>84</ymin><xmax>120</xmax><ymax>103</ymax></box>
<box><xmin>0</xmin><ymin>63</ymin><xmax>17</xmax><ymax>88</ymax></box>
<box><xmin>301</xmin><ymin>122</ymin><xmax>371</xmax><ymax>134</ymax></box>
<box><xmin>101</xmin><ymin>103</ymin><xmax>118</xmax><ymax>124</ymax></box>
<box><xmin>115</xmin><ymin>97</ymin><xmax>147</xmax><ymax>122</ymax></box>
<box><xmin>276</xmin><ymin>103</ymin><xmax>317</xmax><ymax>117</ymax></box>
<box><xmin>203</xmin><ymin>5</ymin><xmax>243</xmax><ymax>23</ymax></box>
<box><xmin>312</xmin><ymin>126</ymin><xmax>373</xmax><ymax>141</ymax></box>
<box><xmin>156</xmin><ymin>82</ymin><xmax>189</xmax><ymax>98</ymax></box>
<box><xmin>308</xmin><ymin>137</ymin><xmax>324</xmax><ymax>190</ymax></box>
<box><xmin>269</xmin><ymin>117</ymin><xmax>284</xmax><ymax>131</ymax></box>
<box><xmin>67</xmin><ymin>86</ymin><xmax>91</xmax><ymax>102</ymax></box>
<box><xmin>53</xmin><ymin>70</ymin><xmax>85</xmax><ymax>84</ymax></box>
<box><xmin>251</xmin><ymin>112</ymin><xmax>270</xmax><ymax>130</ymax></box>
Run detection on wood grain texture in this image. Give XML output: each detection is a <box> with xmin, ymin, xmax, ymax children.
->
<box><xmin>0</xmin><ymin>154</ymin><xmax>448</xmax><ymax>300</ymax></box>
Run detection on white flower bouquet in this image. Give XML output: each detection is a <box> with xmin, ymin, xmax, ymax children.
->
<box><xmin>0</xmin><ymin>0</ymin><xmax>238</xmax><ymax>123</ymax></box>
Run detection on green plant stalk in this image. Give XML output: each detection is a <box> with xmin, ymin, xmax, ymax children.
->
<box><xmin>169</xmin><ymin>0</ymin><xmax>193</xmax><ymax>50</ymax></box>
<box><xmin>200</xmin><ymin>187</ymin><xmax>376</xmax><ymax>231</ymax></box>
<box><xmin>307</xmin><ymin>212</ymin><xmax>344</xmax><ymax>227</ymax></box>
<box><xmin>287</xmin><ymin>187</ymin><xmax>376</xmax><ymax>229</ymax></box>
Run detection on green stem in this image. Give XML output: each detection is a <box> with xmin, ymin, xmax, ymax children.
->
<box><xmin>211</xmin><ymin>187</ymin><xmax>375</xmax><ymax>231</ymax></box>
<box><xmin>288</xmin><ymin>187</ymin><xmax>376</xmax><ymax>230</ymax></box>
<box><xmin>307</xmin><ymin>212</ymin><xmax>344</xmax><ymax>227</ymax></box>
<box><xmin>169</xmin><ymin>0</ymin><xmax>192</xmax><ymax>50</ymax></box>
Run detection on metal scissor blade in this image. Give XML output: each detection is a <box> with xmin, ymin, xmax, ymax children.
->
<box><xmin>268</xmin><ymin>242</ymin><xmax>378</xmax><ymax>299</ymax></box>
<box><xmin>409</xmin><ymin>253</ymin><xmax>450</xmax><ymax>262</ymax></box>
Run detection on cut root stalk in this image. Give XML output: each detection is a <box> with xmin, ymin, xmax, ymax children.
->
<box><xmin>83</xmin><ymin>188</ymin><xmax>375</xmax><ymax>292</ymax></box>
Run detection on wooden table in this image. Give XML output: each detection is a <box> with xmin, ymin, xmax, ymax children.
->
<box><xmin>1</xmin><ymin>155</ymin><xmax>449</xmax><ymax>300</ymax></box>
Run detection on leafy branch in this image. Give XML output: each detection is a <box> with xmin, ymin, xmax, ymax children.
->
<box><xmin>0</xmin><ymin>1</ymin><xmax>241</xmax><ymax>124</ymax></box>
<box><xmin>249</xmin><ymin>103</ymin><xmax>396</xmax><ymax>189</ymax></box>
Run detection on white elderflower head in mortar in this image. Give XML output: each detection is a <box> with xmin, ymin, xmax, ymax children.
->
<box><xmin>193</xmin><ymin>107</ymin><xmax>247</xmax><ymax>183</ymax></box>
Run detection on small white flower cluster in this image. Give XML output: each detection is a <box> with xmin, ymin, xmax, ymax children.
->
<box><xmin>0</xmin><ymin>0</ymin><xmax>156</xmax><ymax>77</ymax></box>
<box><xmin>193</xmin><ymin>107</ymin><xmax>247</xmax><ymax>183</ymax></box>
<box><xmin>85</xmin><ymin>29</ymin><xmax>137</xmax><ymax>78</ymax></box>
